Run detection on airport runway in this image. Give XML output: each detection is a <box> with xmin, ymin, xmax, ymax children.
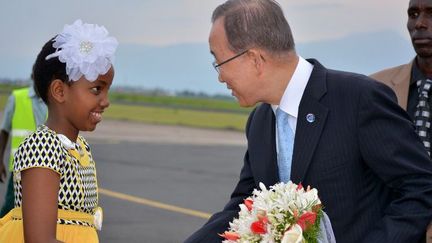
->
<box><xmin>0</xmin><ymin>119</ymin><xmax>247</xmax><ymax>242</ymax></box>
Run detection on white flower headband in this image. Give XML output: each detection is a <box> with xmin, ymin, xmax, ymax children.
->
<box><xmin>45</xmin><ymin>19</ymin><xmax>118</xmax><ymax>82</ymax></box>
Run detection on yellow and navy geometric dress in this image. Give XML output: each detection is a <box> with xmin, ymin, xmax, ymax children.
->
<box><xmin>0</xmin><ymin>125</ymin><xmax>102</xmax><ymax>243</ymax></box>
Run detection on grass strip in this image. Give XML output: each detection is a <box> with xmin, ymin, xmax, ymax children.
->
<box><xmin>0</xmin><ymin>94</ymin><xmax>248</xmax><ymax>131</ymax></box>
<box><xmin>105</xmin><ymin>103</ymin><xmax>248</xmax><ymax>131</ymax></box>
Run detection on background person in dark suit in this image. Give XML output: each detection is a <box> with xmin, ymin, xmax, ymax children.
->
<box><xmin>185</xmin><ymin>0</ymin><xmax>432</xmax><ymax>242</ymax></box>
<box><xmin>371</xmin><ymin>1</ymin><xmax>432</xmax><ymax>241</ymax></box>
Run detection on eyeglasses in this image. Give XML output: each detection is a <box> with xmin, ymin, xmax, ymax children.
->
<box><xmin>212</xmin><ymin>49</ymin><xmax>249</xmax><ymax>73</ymax></box>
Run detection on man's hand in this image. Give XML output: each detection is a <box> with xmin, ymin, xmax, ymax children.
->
<box><xmin>0</xmin><ymin>162</ymin><xmax>6</xmax><ymax>183</ymax></box>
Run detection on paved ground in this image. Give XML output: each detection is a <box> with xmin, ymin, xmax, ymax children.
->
<box><xmin>82</xmin><ymin>119</ymin><xmax>246</xmax><ymax>146</ymax></box>
<box><xmin>0</xmin><ymin>116</ymin><xmax>248</xmax><ymax>242</ymax></box>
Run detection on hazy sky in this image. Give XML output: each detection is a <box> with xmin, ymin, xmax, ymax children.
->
<box><xmin>0</xmin><ymin>0</ymin><xmax>408</xmax><ymax>57</ymax></box>
<box><xmin>0</xmin><ymin>0</ymin><xmax>412</xmax><ymax>94</ymax></box>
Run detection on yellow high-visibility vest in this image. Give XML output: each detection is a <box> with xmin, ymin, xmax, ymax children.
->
<box><xmin>10</xmin><ymin>88</ymin><xmax>36</xmax><ymax>170</ymax></box>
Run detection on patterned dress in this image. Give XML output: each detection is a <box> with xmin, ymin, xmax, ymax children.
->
<box><xmin>0</xmin><ymin>124</ymin><xmax>100</xmax><ymax>242</ymax></box>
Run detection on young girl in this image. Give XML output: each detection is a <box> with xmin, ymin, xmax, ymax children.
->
<box><xmin>0</xmin><ymin>20</ymin><xmax>118</xmax><ymax>243</ymax></box>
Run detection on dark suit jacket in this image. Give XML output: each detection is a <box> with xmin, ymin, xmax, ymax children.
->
<box><xmin>371</xmin><ymin>60</ymin><xmax>432</xmax><ymax>242</ymax></box>
<box><xmin>185</xmin><ymin>59</ymin><xmax>432</xmax><ymax>243</ymax></box>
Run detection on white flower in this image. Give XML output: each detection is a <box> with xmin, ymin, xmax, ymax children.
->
<box><xmin>281</xmin><ymin>224</ymin><xmax>304</xmax><ymax>243</ymax></box>
<box><xmin>46</xmin><ymin>19</ymin><xmax>118</xmax><ymax>82</ymax></box>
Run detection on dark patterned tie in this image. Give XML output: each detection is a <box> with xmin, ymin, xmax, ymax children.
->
<box><xmin>414</xmin><ymin>79</ymin><xmax>432</xmax><ymax>156</ymax></box>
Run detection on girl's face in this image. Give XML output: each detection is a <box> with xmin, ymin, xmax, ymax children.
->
<box><xmin>63</xmin><ymin>67</ymin><xmax>114</xmax><ymax>132</ymax></box>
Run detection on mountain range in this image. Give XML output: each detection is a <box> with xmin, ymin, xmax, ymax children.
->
<box><xmin>0</xmin><ymin>30</ymin><xmax>414</xmax><ymax>95</ymax></box>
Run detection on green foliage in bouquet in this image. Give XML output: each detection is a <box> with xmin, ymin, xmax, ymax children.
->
<box><xmin>303</xmin><ymin>210</ymin><xmax>323</xmax><ymax>243</ymax></box>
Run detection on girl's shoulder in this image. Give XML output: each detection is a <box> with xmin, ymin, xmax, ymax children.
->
<box><xmin>20</xmin><ymin>125</ymin><xmax>62</xmax><ymax>149</ymax></box>
<box><xmin>14</xmin><ymin>125</ymin><xmax>66</xmax><ymax>173</ymax></box>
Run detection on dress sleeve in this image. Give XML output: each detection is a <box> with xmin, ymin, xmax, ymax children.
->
<box><xmin>14</xmin><ymin>130</ymin><xmax>65</xmax><ymax>174</ymax></box>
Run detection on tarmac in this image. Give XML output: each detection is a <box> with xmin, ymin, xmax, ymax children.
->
<box><xmin>0</xmin><ymin>114</ymin><xmax>248</xmax><ymax>242</ymax></box>
<box><xmin>82</xmin><ymin>119</ymin><xmax>246</xmax><ymax>146</ymax></box>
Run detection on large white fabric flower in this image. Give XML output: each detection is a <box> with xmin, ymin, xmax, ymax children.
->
<box><xmin>46</xmin><ymin>19</ymin><xmax>118</xmax><ymax>82</ymax></box>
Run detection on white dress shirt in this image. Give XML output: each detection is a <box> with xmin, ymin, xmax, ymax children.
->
<box><xmin>272</xmin><ymin>56</ymin><xmax>313</xmax><ymax>152</ymax></box>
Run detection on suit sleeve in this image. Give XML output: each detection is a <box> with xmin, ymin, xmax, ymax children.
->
<box><xmin>184</xmin><ymin>109</ymin><xmax>258</xmax><ymax>243</ymax></box>
<box><xmin>357</xmin><ymin>81</ymin><xmax>432</xmax><ymax>242</ymax></box>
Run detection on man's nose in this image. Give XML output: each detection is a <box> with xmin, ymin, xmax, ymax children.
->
<box><xmin>218</xmin><ymin>73</ymin><xmax>225</xmax><ymax>83</ymax></box>
<box><xmin>415</xmin><ymin>13</ymin><xmax>429</xmax><ymax>29</ymax></box>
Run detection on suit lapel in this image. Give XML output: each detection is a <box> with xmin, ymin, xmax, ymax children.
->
<box><xmin>290</xmin><ymin>59</ymin><xmax>329</xmax><ymax>183</ymax></box>
<box><xmin>249</xmin><ymin>105</ymin><xmax>279</xmax><ymax>187</ymax></box>
<box><xmin>390</xmin><ymin>61</ymin><xmax>413</xmax><ymax>110</ymax></box>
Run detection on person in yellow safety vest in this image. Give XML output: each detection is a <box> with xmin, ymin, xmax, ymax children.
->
<box><xmin>0</xmin><ymin>84</ymin><xmax>47</xmax><ymax>217</ymax></box>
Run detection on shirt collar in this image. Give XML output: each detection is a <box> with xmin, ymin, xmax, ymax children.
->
<box><xmin>271</xmin><ymin>56</ymin><xmax>314</xmax><ymax>118</ymax></box>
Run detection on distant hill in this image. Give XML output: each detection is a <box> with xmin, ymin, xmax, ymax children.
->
<box><xmin>0</xmin><ymin>30</ymin><xmax>414</xmax><ymax>95</ymax></box>
<box><xmin>296</xmin><ymin>30</ymin><xmax>414</xmax><ymax>74</ymax></box>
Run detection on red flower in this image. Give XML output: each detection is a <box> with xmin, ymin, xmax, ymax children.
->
<box><xmin>218</xmin><ymin>231</ymin><xmax>240</xmax><ymax>240</ymax></box>
<box><xmin>244</xmin><ymin>198</ymin><xmax>254</xmax><ymax>211</ymax></box>
<box><xmin>251</xmin><ymin>220</ymin><xmax>267</xmax><ymax>234</ymax></box>
<box><xmin>296</xmin><ymin>183</ymin><xmax>304</xmax><ymax>191</ymax></box>
<box><xmin>251</xmin><ymin>213</ymin><xmax>268</xmax><ymax>235</ymax></box>
<box><xmin>297</xmin><ymin>211</ymin><xmax>317</xmax><ymax>231</ymax></box>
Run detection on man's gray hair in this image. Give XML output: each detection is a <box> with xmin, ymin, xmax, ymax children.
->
<box><xmin>212</xmin><ymin>0</ymin><xmax>295</xmax><ymax>55</ymax></box>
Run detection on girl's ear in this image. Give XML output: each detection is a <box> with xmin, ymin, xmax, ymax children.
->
<box><xmin>49</xmin><ymin>79</ymin><xmax>67</xmax><ymax>103</ymax></box>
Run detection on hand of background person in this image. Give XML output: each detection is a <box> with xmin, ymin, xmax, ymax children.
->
<box><xmin>0</xmin><ymin>161</ymin><xmax>6</xmax><ymax>183</ymax></box>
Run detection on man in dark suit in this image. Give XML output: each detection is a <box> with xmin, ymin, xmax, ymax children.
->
<box><xmin>371</xmin><ymin>1</ymin><xmax>432</xmax><ymax>241</ymax></box>
<box><xmin>185</xmin><ymin>0</ymin><xmax>432</xmax><ymax>242</ymax></box>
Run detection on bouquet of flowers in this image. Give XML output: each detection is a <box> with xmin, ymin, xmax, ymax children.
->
<box><xmin>220</xmin><ymin>182</ymin><xmax>327</xmax><ymax>243</ymax></box>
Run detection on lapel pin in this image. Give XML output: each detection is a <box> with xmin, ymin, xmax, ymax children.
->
<box><xmin>306</xmin><ymin>113</ymin><xmax>315</xmax><ymax>123</ymax></box>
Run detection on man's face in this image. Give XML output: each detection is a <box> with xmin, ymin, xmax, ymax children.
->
<box><xmin>407</xmin><ymin>0</ymin><xmax>432</xmax><ymax>57</ymax></box>
<box><xmin>208</xmin><ymin>18</ymin><xmax>260</xmax><ymax>107</ymax></box>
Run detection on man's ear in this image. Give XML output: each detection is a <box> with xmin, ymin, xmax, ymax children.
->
<box><xmin>49</xmin><ymin>79</ymin><xmax>67</xmax><ymax>103</ymax></box>
<box><xmin>248</xmin><ymin>49</ymin><xmax>265</xmax><ymax>74</ymax></box>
